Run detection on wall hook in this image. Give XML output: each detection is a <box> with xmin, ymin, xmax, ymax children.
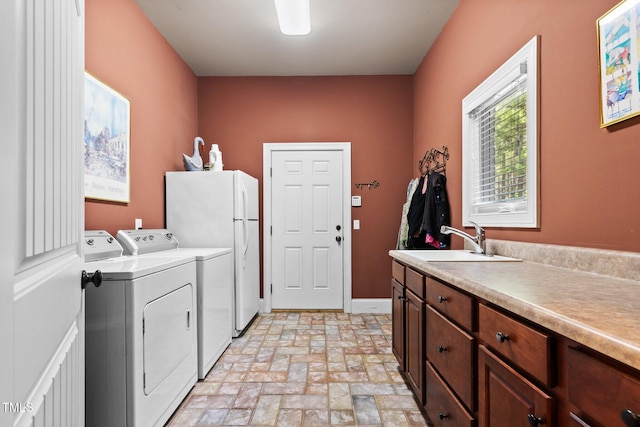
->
<box><xmin>355</xmin><ymin>180</ymin><xmax>380</xmax><ymax>190</ymax></box>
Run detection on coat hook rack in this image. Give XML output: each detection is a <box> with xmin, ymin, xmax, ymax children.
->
<box><xmin>418</xmin><ymin>145</ymin><xmax>449</xmax><ymax>176</ymax></box>
<box><xmin>354</xmin><ymin>180</ymin><xmax>380</xmax><ymax>190</ymax></box>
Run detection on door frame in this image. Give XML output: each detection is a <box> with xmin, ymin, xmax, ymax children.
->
<box><xmin>263</xmin><ymin>142</ymin><xmax>352</xmax><ymax>314</ymax></box>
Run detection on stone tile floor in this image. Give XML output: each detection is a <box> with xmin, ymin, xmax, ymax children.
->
<box><xmin>166</xmin><ymin>312</ymin><xmax>430</xmax><ymax>426</ymax></box>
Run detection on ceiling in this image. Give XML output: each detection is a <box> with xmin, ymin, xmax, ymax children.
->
<box><xmin>133</xmin><ymin>0</ymin><xmax>460</xmax><ymax>77</ymax></box>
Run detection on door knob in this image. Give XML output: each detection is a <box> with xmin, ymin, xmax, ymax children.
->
<box><xmin>336</xmin><ymin>236</ymin><xmax>342</xmax><ymax>243</ymax></box>
<box><xmin>336</xmin><ymin>225</ymin><xmax>341</xmax><ymax>231</ymax></box>
<box><xmin>81</xmin><ymin>270</ymin><xmax>102</xmax><ymax>290</ymax></box>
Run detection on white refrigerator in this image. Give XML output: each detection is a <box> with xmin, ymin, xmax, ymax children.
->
<box><xmin>165</xmin><ymin>170</ymin><xmax>260</xmax><ymax>337</ymax></box>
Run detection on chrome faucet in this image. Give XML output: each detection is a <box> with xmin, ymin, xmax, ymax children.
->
<box><xmin>440</xmin><ymin>222</ymin><xmax>486</xmax><ymax>254</ymax></box>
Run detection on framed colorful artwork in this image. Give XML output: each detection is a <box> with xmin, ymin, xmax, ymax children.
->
<box><xmin>83</xmin><ymin>72</ymin><xmax>131</xmax><ymax>202</ymax></box>
<box><xmin>598</xmin><ymin>0</ymin><xmax>640</xmax><ymax>127</ymax></box>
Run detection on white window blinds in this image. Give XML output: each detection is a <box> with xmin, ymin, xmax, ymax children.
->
<box><xmin>470</xmin><ymin>75</ymin><xmax>527</xmax><ymax>207</ymax></box>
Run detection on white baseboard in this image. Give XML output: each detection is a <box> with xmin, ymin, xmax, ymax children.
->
<box><xmin>258</xmin><ymin>298</ymin><xmax>391</xmax><ymax>314</ymax></box>
<box><xmin>350</xmin><ymin>298</ymin><xmax>391</xmax><ymax>314</ymax></box>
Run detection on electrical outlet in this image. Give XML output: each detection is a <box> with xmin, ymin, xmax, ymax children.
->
<box><xmin>135</xmin><ymin>218</ymin><xmax>142</xmax><ymax>230</ymax></box>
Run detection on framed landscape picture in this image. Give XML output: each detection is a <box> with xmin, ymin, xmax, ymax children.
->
<box><xmin>598</xmin><ymin>0</ymin><xmax>640</xmax><ymax>127</ymax></box>
<box><xmin>83</xmin><ymin>72</ymin><xmax>131</xmax><ymax>202</ymax></box>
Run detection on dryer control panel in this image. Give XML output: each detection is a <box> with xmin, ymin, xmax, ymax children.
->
<box><xmin>117</xmin><ymin>229</ymin><xmax>180</xmax><ymax>255</ymax></box>
<box><xmin>84</xmin><ymin>230</ymin><xmax>123</xmax><ymax>261</ymax></box>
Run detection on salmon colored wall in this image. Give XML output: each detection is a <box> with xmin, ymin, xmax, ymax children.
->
<box><xmin>414</xmin><ymin>0</ymin><xmax>640</xmax><ymax>252</ymax></box>
<box><xmin>84</xmin><ymin>0</ymin><xmax>198</xmax><ymax>236</ymax></box>
<box><xmin>198</xmin><ymin>76</ymin><xmax>414</xmax><ymax>298</ymax></box>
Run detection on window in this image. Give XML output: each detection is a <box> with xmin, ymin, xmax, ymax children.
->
<box><xmin>462</xmin><ymin>36</ymin><xmax>539</xmax><ymax>228</ymax></box>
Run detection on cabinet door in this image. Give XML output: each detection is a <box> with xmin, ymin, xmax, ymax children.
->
<box><xmin>391</xmin><ymin>279</ymin><xmax>405</xmax><ymax>370</ymax></box>
<box><xmin>405</xmin><ymin>288</ymin><xmax>426</xmax><ymax>405</ymax></box>
<box><xmin>478</xmin><ymin>345</ymin><xmax>554</xmax><ymax>427</ymax></box>
<box><xmin>568</xmin><ymin>347</ymin><xmax>640</xmax><ymax>427</ymax></box>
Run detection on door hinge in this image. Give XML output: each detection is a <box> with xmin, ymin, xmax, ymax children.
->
<box><xmin>143</xmin><ymin>372</ymin><xmax>146</xmax><ymax>388</ymax></box>
<box><xmin>270</xmin><ymin>284</ymin><xmax>273</xmax><ymax>294</ymax></box>
<box><xmin>270</xmin><ymin>167</ymin><xmax>272</xmax><ymax>177</ymax></box>
<box><xmin>142</xmin><ymin>318</ymin><xmax>145</xmax><ymax>334</ymax></box>
<box><xmin>270</xmin><ymin>226</ymin><xmax>272</xmax><ymax>236</ymax></box>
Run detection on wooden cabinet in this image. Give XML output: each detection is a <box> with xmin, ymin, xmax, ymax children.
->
<box><xmin>405</xmin><ymin>287</ymin><xmax>425</xmax><ymax>403</ymax></box>
<box><xmin>390</xmin><ymin>257</ymin><xmax>640</xmax><ymax>427</ymax></box>
<box><xmin>391</xmin><ymin>261</ymin><xmax>426</xmax><ymax>404</ymax></box>
<box><xmin>568</xmin><ymin>347</ymin><xmax>640</xmax><ymax>427</ymax></box>
<box><xmin>391</xmin><ymin>278</ymin><xmax>405</xmax><ymax>370</ymax></box>
<box><xmin>478</xmin><ymin>345</ymin><xmax>554</xmax><ymax>427</ymax></box>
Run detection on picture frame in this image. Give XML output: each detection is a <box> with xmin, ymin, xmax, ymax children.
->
<box><xmin>83</xmin><ymin>72</ymin><xmax>131</xmax><ymax>202</ymax></box>
<box><xmin>597</xmin><ymin>0</ymin><xmax>640</xmax><ymax>127</ymax></box>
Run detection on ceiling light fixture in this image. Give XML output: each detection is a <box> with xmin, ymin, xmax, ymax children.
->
<box><xmin>274</xmin><ymin>0</ymin><xmax>311</xmax><ymax>36</ymax></box>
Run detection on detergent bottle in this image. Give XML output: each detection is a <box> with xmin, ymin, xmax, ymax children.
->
<box><xmin>208</xmin><ymin>144</ymin><xmax>223</xmax><ymax>171</ymax></box>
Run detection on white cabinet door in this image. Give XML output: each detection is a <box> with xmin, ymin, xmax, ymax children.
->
<box><xmin>1</xmin><ymin>0</ymin><xmax>85</xmax><ymax>426</ymax></box>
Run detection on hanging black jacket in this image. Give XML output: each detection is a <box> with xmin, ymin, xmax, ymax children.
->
<box><xmin>421</xmin><ymin>172</ymin><xmax>451</xmax><ymax>248</ymax></box>
<box><xmin>406</xmin><ymin>175</ymin><xmax>427</xmax><ymax>248</ymax></box>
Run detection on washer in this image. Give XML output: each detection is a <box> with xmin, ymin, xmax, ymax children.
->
<box><xmin>116</xmin><ymin>229</ymin><xmax>233</xmax><ymax>379</ymax></box>
<box><xmin>84</xmin><ymin>230</ymin><xmax>198</xmax><ymax>427</ymax></box>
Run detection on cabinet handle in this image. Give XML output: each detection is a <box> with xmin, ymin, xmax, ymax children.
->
<box><xmin>437</xmin><ymin>296</ymin><xmax>447</xmax><ymax>303</ymax></box>
<box><xmin>437</xmin><ymin>345</ymin><xmax>447</xmax><ymax>353</ymax></box>
<box><xmin>527</xmin><ymin>414</ymin><xmax>544</xmax><ymax>426</ymax></box>
<box><xmin>496</xmin><ymin>331</ymin><xmax>510</xmax><ymax>343</ymax></box>
<box><xmin>438</xmin><ymin>412</ymin><xmax>448</xmax><ymax>420</ymax></box>
<box><xmin>621</xmin><ymin>409</ymin><xmax>640</xmax><ymax>427</ymax></box>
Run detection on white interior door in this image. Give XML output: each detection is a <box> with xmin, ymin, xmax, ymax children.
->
<box><xmin>1</xmin><ymin>0</ymin><xmax>86</xmax><ymax>426</ymax></box>
<box><xmin>271</xmin><ymin>150</ymin><xmax>345</xmax><ymax>309</ymax></box>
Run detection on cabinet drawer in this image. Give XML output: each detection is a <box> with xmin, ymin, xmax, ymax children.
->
<box><xmin>568</xmin><ymin>347</ymin><xmax>640</xmax><ymax>427</ymax></box>
<box><xmin>426</xmin><ymin>361</ymin><xmax>476</xmax><ymax>427</ymax></box>
<box><xmin>478</xmin><ymin>304</ymin><xmax>553</xmax><ymax>386</ymax></box>
<box><xmin>426</xmin><ymin>278</ymin><xmax>474</xmax><ymax>331</ymax></box>
<box><xmin>392</xmin><ymin>260</ymin><xmax>405</xmax><ymax>285</ymax></box>
<box><xmin>427</xmin><ymin>305</ymin><xmax>475</xmax><ymax>410</ymax></box>
<box><xmin>406</xmin><ymin>267</ymin><xmax>425</xmax><ymax>299</ymax></box>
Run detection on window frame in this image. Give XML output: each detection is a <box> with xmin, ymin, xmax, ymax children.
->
<box><xmin>462</xmin><ymin>35</ymin><xmax>540</xmax><ymax>228</ymax></box>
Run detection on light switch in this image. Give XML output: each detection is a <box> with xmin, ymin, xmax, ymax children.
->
<box><xmin>353</xmin><ymin>220</ymin><xmax>360</xmax><ymax>230</ymax></box>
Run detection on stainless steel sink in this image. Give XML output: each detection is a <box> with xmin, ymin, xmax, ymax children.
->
<box><xmin>397</xmin><ymin>250</ymin><xmax>521</xmax><ymax>262</ymax></box>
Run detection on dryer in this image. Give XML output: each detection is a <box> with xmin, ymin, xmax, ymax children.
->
<box><xmin>116</xmin><ymin>229</ymin><xmax>233</xmax><ymax>379</ymax></box>
<box><xmin>84</xmin><ymin>231</ymin><xmax>198</xmax><ymax>427</ymax></box>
